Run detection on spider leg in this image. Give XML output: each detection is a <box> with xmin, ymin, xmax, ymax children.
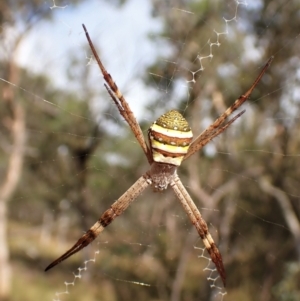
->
<box><xmin>45</xmin><ymin>174</ymin><xmax>151</xmax><ymax>271</ymax></box>
<box><xmin>171</xmin><ymin>176</ymin><xmax>226</xmax><ymax>286</ymax></box>
<box><xmin>184</xmin><ymin>56</ymin><xmax>273</xmax><ymax>160</ymax></box>
<box><xmin>82</xmin><ymin>24</ymin><xmax>152</xmax><ymax>164</ymax></box>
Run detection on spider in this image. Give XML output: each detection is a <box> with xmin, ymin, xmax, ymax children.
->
<box><xmin>45</xmin><ymin>24</ymin><xmax>273</xmax><ymax>287</ymax></box>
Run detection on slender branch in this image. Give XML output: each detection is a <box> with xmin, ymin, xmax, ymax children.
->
<box><xmin>258</xmin><ymin>176</ymin><xmax>300</xmax><ymax>260</ymax></box>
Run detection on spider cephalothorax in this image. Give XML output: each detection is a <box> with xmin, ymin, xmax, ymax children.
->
<box><xmin>45</xmin><ymin>24</ymin><xmax>273</xmax><ymax>287</ymax></box>
<box><xmin>147</xmin><ymin>162</ymin><xmax>177</xmax><ymax>191</ymax></box>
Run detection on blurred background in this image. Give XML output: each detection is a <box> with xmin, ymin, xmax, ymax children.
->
<box><xmin>0</xmin><ymin>0</ymin><xmax>300</xmax><ymax>300</ymax></box>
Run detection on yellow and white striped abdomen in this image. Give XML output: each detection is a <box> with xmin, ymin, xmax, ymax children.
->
<box><xmin>148</xmin><ymin>110</ymin><xmax>193</xmax><ymax>166</ymax></box>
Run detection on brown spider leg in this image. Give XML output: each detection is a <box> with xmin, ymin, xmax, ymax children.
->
<box><xmin>82</xmin><ymin>24</ymin><xmax>152</xmax><ymax>164</ymax></box>
<box><xmin>171</xmin><ymin>176</ymin><xmax>226</xmax><ymax>287</ymax></box>
<box><xmin>185</xmin><ymin>56</ymin><xmax>273</xmax><ymax>160</ymax></box>
<box><xmin>45</xmin><ymin>174</ymin><xmax>150</xmax><ymax>271</ymax></box>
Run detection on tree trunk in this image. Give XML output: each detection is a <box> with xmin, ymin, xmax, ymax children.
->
<box><xmin>0</xmin><ymin>52</ymin><xmax>26</xmax><ymax>299</ymax></box>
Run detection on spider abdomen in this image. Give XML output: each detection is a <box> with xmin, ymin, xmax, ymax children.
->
<box><xmin>148</xmin><ymin>110</ymin><xmax>193</xmax><ymax>166</ymax></box>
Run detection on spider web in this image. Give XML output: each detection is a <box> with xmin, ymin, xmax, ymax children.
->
<box><xmin>0</xmin><ymin>1</ymin><xmax>300</xmax><ymax>301</ymax></box>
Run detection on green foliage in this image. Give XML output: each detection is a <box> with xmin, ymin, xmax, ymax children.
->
<box><xmin>273</xmin><ymin>263</ymin><xmax>300</xmax><ymax>301</ymax></box>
